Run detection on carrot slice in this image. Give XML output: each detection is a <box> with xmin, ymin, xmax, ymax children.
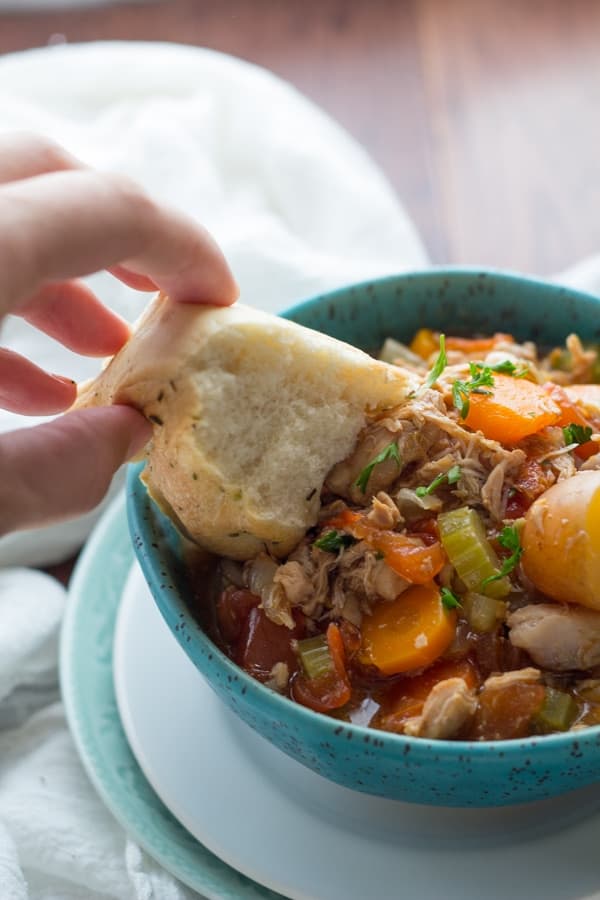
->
<box><xmin>464</xmin><ymin>373</ymin><xmax>560</xmax><ymax>443</ymax></box>
<box><xmin>324</xmin><ymin>510</ymin><xmax>445</xmax><ymax>584</ymax></box>
<box><xmin>445</xmin><ymin>333</ymin><xmax>513</xmax><ymax>354</ymax></box>
<box><xmin>359</xmin><ymin>582</ymin><xmax>457</xmax><ymax>675</ymax></box>
<box><xmin>410</xmin><ymin>328</ymin><xmax>439</xmax><ymax>360</ymax></box>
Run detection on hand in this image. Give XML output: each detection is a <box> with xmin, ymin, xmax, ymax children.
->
<box><xmin>0</xmin><ymin>133</ymin><xmax>238</xmax><ymax>537</ymax></box>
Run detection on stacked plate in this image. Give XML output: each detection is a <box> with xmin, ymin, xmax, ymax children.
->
<box><xmin>61</xmin><ymin>493</ymin><xmax>600</xmax><ymax>900</ymax></box>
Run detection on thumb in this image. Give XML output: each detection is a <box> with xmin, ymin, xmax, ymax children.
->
<box><xmin>0</xmin><ymin>406</ymin><xmax>151</xmax><ymax>537</ymax></box>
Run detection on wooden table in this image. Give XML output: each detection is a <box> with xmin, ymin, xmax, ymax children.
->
<box><xmin>2</xmin><ymin>0</ymin><xmax>600</xmax><ymax>276</ymax></box>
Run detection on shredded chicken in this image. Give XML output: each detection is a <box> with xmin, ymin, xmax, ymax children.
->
<box><xmin>273</xmin><ymin>543</ymin><xmax>337</xmax><ymax>624</ymax></box>
<box><xmin>367</xmin><ymin>492</ymin><xmax>401</xmax><ymax>529</ymax></box>
<box><xmin>403</xmin><ymin>678</ymin><xmax>478</xmax><ymax>739</ymax></box>
<box><xmin>482</xmin><ymin>668</ymin><xmax>542</xmax><ymax>690</ymax></box>
<box><xmin>328</xmin><ymin>389</ymin><xmax>525</xmax><ymax>522</ymax></box>
<box><xmin>326</xmin><ymin>392</ymin><xmax>446</xmax><ymax>503</ymax></box>
<box><xmin>520</xmin><ymin>427</ymin><xmax>577</xmax><ymax>482</ymax></box>
<box><xmin>332</xmin><ymin>543</ymin><xmax>409</xmax><ymax>623</ymax></box>
<box><xmin>508</xmin><ymin>605</ymin><xmax>600</xmax><ymax>671</ymax></box>
<box><xmin>264</xmin><ymin>662</ymin><xmax>289</xmax><ymax>693</ymax></box>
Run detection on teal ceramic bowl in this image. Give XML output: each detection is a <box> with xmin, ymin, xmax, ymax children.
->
<box><xmin>127</xmin><ymin>267</ymin><xmax>600</xmax><ymax>808</ymax></box>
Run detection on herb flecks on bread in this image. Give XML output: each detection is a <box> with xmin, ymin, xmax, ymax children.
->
<box><xmin>76</xmin><ymin>295</ymin><xmax>416</xmax><ymax>559</ymax></box>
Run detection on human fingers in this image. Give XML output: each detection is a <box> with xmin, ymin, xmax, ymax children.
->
<box><xmin>0</xmin><ymin>406</ymin><xmax>151</xmax><ymax>536</ymax></box>
<box><xmin>0</xmin><ymin>132</ymin><xmax>81</xmax><ymax>184</ymax></box>
<box><xmin>108</xmin><ymin>264</ymin><xmax>158</xmax><ymax>292</ymax></box>
<box><xmin>0</xmin><ymin>170</ymin><xmax>238</xmax><ymax>314</ymax></box>
<box><xmin>16</xmin><ymin>280</ymin><xmax>131</xmax><ymax>356</ymax></box>
<box><xmin>0</xmin><ymin>134</ymin><xmax>158</xmax><ymax>293</ymax></box>
<box><xmin>0</xmin><ymin>348</ymin><xmax>76</xmax><ymax>414</ymax></box>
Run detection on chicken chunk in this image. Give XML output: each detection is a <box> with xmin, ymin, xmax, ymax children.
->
<box><xmin>403</xmin><ymin>677</ymin><xmax>478</xmax><ymax>739</ymax></box>
<box><xmin>508</xmin><ymin>604</ymin><xmax>600</xmax><ymax>671</ymax></box>
<box><xmin>482</xmin><ymin>667</ymin><xmax>541</xmax><ymax>690</ymax></box>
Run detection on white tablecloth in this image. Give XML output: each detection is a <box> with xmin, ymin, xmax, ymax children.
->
<box><xmin>0</xmin><ymin>40</ymin><xmax>429</xmax><ymax>899</ymax></box>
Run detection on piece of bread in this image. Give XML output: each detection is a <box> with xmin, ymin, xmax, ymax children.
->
<box><xmin>76</xmin><ymin>295</ymin><xmax>416</xmax><ymax>559</ymax></box>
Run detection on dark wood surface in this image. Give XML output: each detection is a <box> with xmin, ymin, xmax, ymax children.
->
<box><xmin>2</xmin><ymin>0</ymin><xmax>600</xmax><ymax>275</ymax></box>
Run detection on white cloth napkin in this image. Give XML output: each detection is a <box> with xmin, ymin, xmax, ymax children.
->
<box><xmin>0</xmin><ymin>41</ymin><xmax>427</xmax><ymax>899</ymax></box>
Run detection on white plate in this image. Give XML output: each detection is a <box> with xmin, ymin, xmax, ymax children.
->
<box><xmin>114</xmin><ymin>562</ymin><xmax>600</xmax><ymax>900</ymax></box>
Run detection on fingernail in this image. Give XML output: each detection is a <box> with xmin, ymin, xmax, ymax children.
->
<box><xmin>51</xmin><ymin>374</ymin><xmax>77</xmax><ymax>387</ymax></box>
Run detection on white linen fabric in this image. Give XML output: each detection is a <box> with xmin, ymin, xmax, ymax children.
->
<box><xmin>1</xmin><ymin>39</ymin><xmax>598</xmax><ymax>900</ymax></box>
<box><xmin>0</xmin><ymin>41</ymin><xmax>428</xmax><ymax>899</ymax></box>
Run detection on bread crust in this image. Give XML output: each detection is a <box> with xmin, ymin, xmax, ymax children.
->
<box><xmin>77</xmin><ymin>296</ymin><xmax>416</xmax><ymax>559</ymax></box>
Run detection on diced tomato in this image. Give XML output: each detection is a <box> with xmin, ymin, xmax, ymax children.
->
<box><xmin>408</xmin><ymin>517</ymin><xmax>440</xmax><ymax>543</ymax></box>
<box><xmin>511</xmin><ymin>459</ymin><xmax>556</xmax><ymax>505</ymax></box>
<box><xmin>217</xmin><ymin>588</ymin><xmax>261</xmax><ymax>643</ymax></box>
<box><xmin>325</xmin><ymin>510</ymin><xmax>446</xmax><ymax>584</ymax></box>
<box><xmin>236</xmin><ymin>607</ymin><xmax>304</xmax><ymax>682</ymax></box>
<box><xmin>504</xmin><ymin>490</ymin><xmax>530</xmax><ymax>520</ymax></box>
<box><xmin>467</xmin><ymin>680</ymin><xmax>545</xmax><ymax>741</ymax></box>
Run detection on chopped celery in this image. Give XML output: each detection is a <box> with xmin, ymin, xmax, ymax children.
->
<box><xmin>462</xmin><ymin>592</ymin><xmax>502</xmax><ymax>633</ymax></box>
<box><xmin>534</xmin><ymin>688</ymin><xmax>578</xmax><ymax>732</ymax></box>
<box><xmin>438</xmin><ymin>507</ymin><xmax>510</xmax><ymax>599</ymax></box>
<box><xmin>297</xmin><ymin>635</ymin><xmax>333</xmax><ymax>681</ymax></box>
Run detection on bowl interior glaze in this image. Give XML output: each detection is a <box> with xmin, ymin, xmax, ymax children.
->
<box><xmin>127</xmin><ymin>268</ymin><xmax>600</xmax><ymax>807</ymax></box>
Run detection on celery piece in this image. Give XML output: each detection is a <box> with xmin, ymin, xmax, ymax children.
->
<box><xmin>534</xmin><ymin>688</ymin><xmax>578</xmax><ymax>732</ymax></box>
<box><xmin>462</xmin><ymin>592</ymin><xmax>501</xmax><ymax>633</ymax></box>
<box><xmin>438</xmin><ymin>507</ymin><xmax>510</xmax><ymax>599</ymax></box>
<box><xmin>297</xmin><ymin>635</ymin><xmax>333</xmax><ymax>681</ymax></box>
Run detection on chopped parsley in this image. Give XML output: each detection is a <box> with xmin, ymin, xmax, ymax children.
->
<box><xmin>421</xmin><ymin>334</ymin><xmax>447</xmax><ymax>391</ymax></box>
<box><xmin>480</xmin><ymin>525</ymin><xmax>523</xmax><ymax>588</ymax></box>
<box><xmin>452</xmin><ymin>362</ymin><xmax>495</xmax><ymax>418</ymax></box>
<box><xmin>451</xmin><ymin>360</ymin><xmax>529</xmax><ymax>419</ymax></box>
<box><xmin>355</xmin><ymin>441</ymin><xmax>401</xmax><ymax>493</ymax></box>
<box><xmin>441</xmin><ymin>587</ymin><xmax>462</xmax><ymax>610</ymax></box>
<box><xmin>563</xmin><ymin>423</ymin><xmax>593</xmax><ymax>446</ymax></box>
<box><xmin>314</xmin><ymin>530</ymin><xmax>355</xmax><ymax>553</ymax></box>
<box><xmin>486</xmin><ymin>359</ymin><xmax>529</xmax><ymax>378</ymax></box>
<box><xmin>415</xmin><ymin>464</ymin><xmax>462</xmax><ymax>497</ymax></box>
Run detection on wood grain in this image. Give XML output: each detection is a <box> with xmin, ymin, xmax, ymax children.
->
<box><xmin>0</xmin><ymin>0</ymin><xmax>599</xmax><ymax>271</ymax></box>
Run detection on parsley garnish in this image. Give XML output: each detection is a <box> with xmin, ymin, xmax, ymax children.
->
<box><xmin>451</xmin><ymin>360</ymin><xmax>528</xmax><ymax>420</ymax></box>
<box><xmin>421</xmin><ymin>334</ymin><xmax>447</xmax><ymax>391</ymax></box>
<box><xmin>415</xmin><ymin>464</ymin><xmax>462</xmax><ymax>497</ymax></box>
<box><xmin>314</xmin><ymin>530</ymin><xmax>355</xmax><ymax>553</ymax></box>
<box><xmin>563</xmin><ymin>423</ymin><xmax>593</xmax><ymax>446</ymax></box>
<box><xmin>355</xmin><ymin>441</ymin><xmax>401</xmax><ymax>493</ymax></box>
<box><xmin>441</xmin><ymin>587</ymin><xmax>462</xmax><ymax>610</ymax></box>
<box><xmin>480</xmin><ymin>525</ymin><xmax>523</xmax><ymax>588</ymax></box>
<box><xmin>452</xmin><ymin>362</ymin><xmax>495</xmax><ymax>418</ymax></box>
<box><xmin>486</xmin><ymin>359</ymin><xmax>529</xmax><ymax>378</ymax></box>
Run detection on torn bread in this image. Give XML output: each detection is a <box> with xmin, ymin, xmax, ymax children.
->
<box><xmin>77</xmin><ymin>295</ymin><xmax>416</xmax><ymax>559</ymax></box>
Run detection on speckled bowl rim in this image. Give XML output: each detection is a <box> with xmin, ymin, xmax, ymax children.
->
<box><xmin>127</xmin><ymin>266</ymin><xmax>600</xmax><ymax>767</ymax></box>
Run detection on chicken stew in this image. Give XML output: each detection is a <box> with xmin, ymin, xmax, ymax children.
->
<box><xmin>197</xmin><ymin>330</ymin><xmax>600</xmax><ymax>741</ymax></box>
